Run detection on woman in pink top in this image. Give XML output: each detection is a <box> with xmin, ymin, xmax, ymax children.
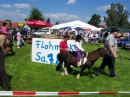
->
<box><xmin>1</xmin><ymin>22</ymin><xmax>8</xmax><ymax>35</ymax></box>
<box><xmin>1</xmin><ymin>22</ymin><xmax>13</xmax><ymax>45</ymax></box>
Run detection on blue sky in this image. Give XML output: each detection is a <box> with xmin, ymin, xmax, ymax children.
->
<box><xmin>0</xmin><ymin>0</ymin><xmax>130</xmax><ymax>24</ymax></box>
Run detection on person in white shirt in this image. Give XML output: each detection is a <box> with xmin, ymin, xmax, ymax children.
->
<box><xmin>94</xmin><ymin>32</ymin><xmax>99</xmax><ymax>43</ymax></box>
<box><xmin>74</xmin><ymin>35</ymin><xmax>84</xmax><ymax>67</ymax></box>
<box><xmin>17</xmin><ymin>30</ymin><xmax>21</xmax><ymax>48</ymax></box>
<box><xmin>84</xmin><ymin>32</ymin><xmax>89</xmax><ymax>42</ymax></box>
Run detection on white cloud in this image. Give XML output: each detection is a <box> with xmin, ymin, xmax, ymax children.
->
<box><xmin>83</xmin><ymin>17</ymin><xmax>91</xmax><ymax>22</ymax></box>
<box><xmin>14</xmin><ymin>3</ymin><xmax>31</xmax><ymax>9</ymax></box>
<box><xmin>96</xmin><ymin>5</ymin><xmax>111</xmax><ymax>11</ymax></box>
<box><xmin>66</xmin><ymin>0</ymin><xmax>76</xmax><ymax>5</ymax></box>
<box><xmin>16</xmin><ymin>9</ymin><xmax>20</xmax><ymax>12</ymax></box>
<box><xmin>128</xmin><ymin>18</ymin><xmax>130</xmax><ymax>22</ymax></box>
<box><xmin>101</xmin><ymin>17</ymin><xmax>104</xmax><ymax>21</ymax></box>
<box><xmin>96</xmin><ymin>5</ymin><xmax>127</xmax><ymax>11</ymax></box>
<box><xmin>0</xmin><ymin>9</ymin><xmax>92</xmax><ymax>24</ymax></box>
<box><xmin>0</xmin><ymin>4</ymin><xmax>12</xmax><ymax>8</ymax></box>
<box><xmin>100</xmin><ymin>17</ymin><xmax>105</xmax><ymax>25</ymax></box>
<box><xmin>45</xmin><ymin>13</ymin><xmax>92</xmax><ymax>24</ymax></box>
<box><xmin>44</xmin><ymin>13</ymin><xmax>80</xmax><ymax>23</ymax></box>
<box><xmin>0</xmin><ymin>9</ymin><xmax>27</xmax><ymax>22</ymax></box>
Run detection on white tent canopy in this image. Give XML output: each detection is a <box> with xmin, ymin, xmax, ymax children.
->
<box><xmin>51</xmin><ymin>20</ymin><xmax>98</xmax><ymax>30</ymax></box>
<box><xmin>92</xmin><ymin>28</ymin><xmax>103</xmax><ymax>31</ymax></box>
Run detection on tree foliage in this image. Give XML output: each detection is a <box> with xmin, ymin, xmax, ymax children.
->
<box><xmin>55</xmin><ymin>22</ymin><xmax>58</xmax><ymax>25</ymax></box>
<box><xmin>46</xmin><ymin>18</ymin><xmax>50</xmax><ymax>23</ymax></box>
<box><xmin>27</xmin><ymin>7</ymin><xmax>45</xmax><ymax>21</ymax></box>
<box><xmin>88</xmin><ymin>14</ymin><xmax>102</xmax><ymax>27</ymax></box>
<box><xmin>55</xmin><ymin>21</ymin><xmax>60</xmax><ymax>25</ymax></box>
<box><xmin>27</xmin><ymin>7</ymin><xmax>45</xmax><ymax>30</ymax></box>
<box><xmin>104</xmin><ymin>3</ymin><xmax>130</xmax><ymax>29</ymax></box>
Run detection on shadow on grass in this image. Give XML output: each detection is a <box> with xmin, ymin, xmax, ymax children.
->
<box><xmin>92</xmin><ymin>67</ymin><xmax>110</xmax><ymax>77</ymax></box>
<box><xmin>69</xmin><ymin>68</ymin><xmax>99</xmax><ymax>78</ymax></box>
<box><xmin>5</xmin><ymin>52</ymin><xmax>16</xmax><ymax>58</ymax></box>
<box><xmin>8</xmin><ymin>74</ymin><xmax>13</xmax><ymax>90</ymax></box>
<box><xmin>119</xmin><ymin>47</ymin><xmax>130</xmax><ymax>51</ymax></box>
<box><xmin>55</xmin><ymin>67</ymin><xmax>90</xmax><ymax>78</ymax></box>
<box><xmin>55</xmin><ymin>66</ymin><xmax>111</xmax><ymax>78</ymax></box>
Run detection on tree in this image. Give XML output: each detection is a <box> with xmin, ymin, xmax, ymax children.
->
<box><xmin>27</xmin><ymin>7</ymin><xmax>45</xmax><ymax>30</ymax></box>
<box><xmin>88</xmin><ymin>14</ymin><xmax>102</xmax><ymax>27</ymax></box>
<box><xmin>58</xmin><ymin>21</ymin><xmax>60</xmax><ymax>24</ymax></box>
<box><xmin>55</xmin><ymin>21</ymin><xmax>60</xmax><ymax>25</ymax></box>
<box><xmin>27</xmin><ymin>7</ymin><xmax>45</xmax><ymax>21</ymax></box>
<box><xmin>55</xmin><ymin>22</ymin><xmax>59</xmax><ymax>25</ymax></box>
<box><xmin>129</xmin><ymin>23</ymin><xmax>130</xmax><ymax>29</ymax></box>
<box><xmin>24</xmin><ymin>18</ymin><xmax>27</xmax><ymax>21</ymax></box>
<box><xmin>46</xmin><ymin>18</ymin><xmax>50</xmax><ymax>23</ymax></box>
<box><xmin>104</xmin><ymin>3</ymin><xmax>130</xmax><ymax>29</ymax></box>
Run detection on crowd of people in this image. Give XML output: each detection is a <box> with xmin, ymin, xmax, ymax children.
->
<box><xmin>26</xmin><ymin>27</ymin><xmax>104</xmax><ymax>43</ymax></box>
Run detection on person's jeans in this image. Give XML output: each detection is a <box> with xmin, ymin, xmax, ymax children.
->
<box><xmin>7</xmin><ymin>34</ymin><xmax>13</xmax><ymax>44</ymax></box>
<box><xmin>17</xmin><ymin>38</ymin><xmax>21</xmax><ymax>46</ymax></box>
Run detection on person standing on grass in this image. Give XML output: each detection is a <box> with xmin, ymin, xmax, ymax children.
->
<box><xmin>17</xmin><ymin>30</ymin><xmax>21</xmax><ymax>48</ymax></box>
<box><xmin>94</xmin><ymin>31</ymin><xmax>99</xmax><ymax>43</ymax></box>
<box><xmin>96</xmin><ymin>27</ymin><xmax>119</xmax><ymax>78</ymax></box>
<box><xmin>20</xmin><ymin>36</ymin><xmax>26</xmax><ymax>47</ymax></box>
<box><xmin>88</xmin><ymin>32</ymin><xmax>94</xmax><ymax>42</ymax></box>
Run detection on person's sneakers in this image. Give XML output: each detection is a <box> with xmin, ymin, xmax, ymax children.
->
<box><xmin>96</xmin><ymin>72</ymin><xmax>102</xmax><ymax>76</ymax></box>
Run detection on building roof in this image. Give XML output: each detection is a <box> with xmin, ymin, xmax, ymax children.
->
<box><xmin>12</xmin><ymin>22</ymin><xmax>18</xmax><ymax>28</ymax></box>
<box><xmin>102</xmin><ymin>24</ymin><xmax>108</xmax><ymax>28</ymax></box>
<box><xmin>0</xmin><ymin>20</ymin><xmax>20</xmax><ymax>28</ymax></box>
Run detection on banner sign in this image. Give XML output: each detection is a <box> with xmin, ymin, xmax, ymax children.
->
<box><xmin>31</xmin><ymin>38</ymin><xmax>76</xmax><ymax>65</ymax></box>
<box><xmin>18</xmin><ymin>22</ymin><xmax>24</xmax><ymax>27</ymax></box>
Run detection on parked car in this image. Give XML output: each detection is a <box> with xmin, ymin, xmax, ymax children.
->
<box><xmin>124</xmin><ymin>43</ymin><xmax>130</xmax><ymax>49</ymax></box>
<box><xmin>122</xmin><ymin>40</ymin><xmax>130</xmax><ymax>49</ymax></box>
<box><xmin>117</xmin><ymin>37</ymin><xmax>130</xmax><ymax>47</ymax></box>
<box><xmin>34</xmin><ymin>27</ymin><xmax>52</xmax><ymax>35</ymax></box>
<box><xmin>33</xmin><ymin>30</ymin><xmax>44</xmax><ymax>35</ymax></box>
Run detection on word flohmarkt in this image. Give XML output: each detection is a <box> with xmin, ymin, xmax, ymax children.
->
<box><xmin>35</xmin><ymin>40</ymin><xmax>75</xmax><ymax>51</ymax></box>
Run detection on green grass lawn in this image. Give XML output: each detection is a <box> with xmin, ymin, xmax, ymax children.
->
<box><xmin>2</xmin><ymin>41</ymin><xmax>130</xmax><ymax>97</ymax></box>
